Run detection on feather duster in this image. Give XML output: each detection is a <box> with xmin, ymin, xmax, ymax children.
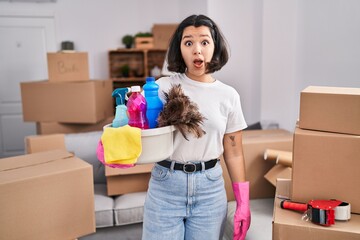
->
<box><xmin>157</xmin><ymin>84</ymin><xmax>206</xmax><ymax>140</ymax></box>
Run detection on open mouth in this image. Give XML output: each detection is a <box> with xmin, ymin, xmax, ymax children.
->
<box><xmin>193</xmin><ymin>59</ymin><xmax>204</xmax><ymax>68</ymax></box>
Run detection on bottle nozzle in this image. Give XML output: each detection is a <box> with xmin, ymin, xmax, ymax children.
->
<box><xmin>112</xmin><ymin>87</ymin><xmax>129</xmax><ymax>105</ymax></box>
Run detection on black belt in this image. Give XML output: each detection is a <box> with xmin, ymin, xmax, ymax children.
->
<box><xmin>157</xmin><ymin>159</ymin><xmax>218</xmax><ymax>173</ymax></box>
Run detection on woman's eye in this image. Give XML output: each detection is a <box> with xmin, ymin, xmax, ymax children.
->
<box><xmin>202</xmin><ymin>40</ymin><xmax>210</xmax><ymax>46</ymax></box>
<box><xmin>184</xmin><ymin>41</ymin><xmax>192</xmax><ymax>47</ymax></box>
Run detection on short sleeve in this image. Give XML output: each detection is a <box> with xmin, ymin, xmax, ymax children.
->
<box><xmin>225</xmin><ymin>92</ymin><xmax>247</xmax><ymax>133</ymax></box>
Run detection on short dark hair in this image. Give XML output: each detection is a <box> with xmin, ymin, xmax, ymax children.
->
<box><xmin>167</xmin><ymin>15</ymin><xmax>229</xmax><ymax>74</ymax></box>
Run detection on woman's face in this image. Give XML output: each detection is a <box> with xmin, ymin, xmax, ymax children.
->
<box><xmin>180</xmin><ymin>25</ymin><xmax>215</xmax><ymax>82</ymax></box>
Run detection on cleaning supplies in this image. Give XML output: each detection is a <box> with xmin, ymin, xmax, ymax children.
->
<box><xmin>143</xmin><ymin>77</ymin><xmax>163</xmax><ymax>128</ymax></box>
<box><xmin>96</xmin><ymin>139</ymin><xmax>134</xmax><ymax>168</ymax></box>
<box><xmin>127</xmin><ymin>85</ymin><xmax>149</xmax><ymax>129</ymax></box>
<box><xmin>101</xmin><ymin>125</ymin><xmax>142</xmax><ymax>165</ymax></box>
<box><xmin>112</xmin><ymin>88</ymin><xmax>129</xmax><ymax>128</ymax></box>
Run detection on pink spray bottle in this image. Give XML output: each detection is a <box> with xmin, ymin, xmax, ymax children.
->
<box><xmin>126</xmin><ymin>85</ymin><xmax>149</xmax><ymax>129</ymax></box>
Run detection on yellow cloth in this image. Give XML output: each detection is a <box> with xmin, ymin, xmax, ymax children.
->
<box><xmin>101</xmin><ymin>125</ymin><xmax>142</xmax><ymax>164</ymax></box>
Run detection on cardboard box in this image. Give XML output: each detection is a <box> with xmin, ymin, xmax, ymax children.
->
<box><xmin>47</xmin><ymin>52</ymin><xmax>89</xmax><ymax>82</ymax></box>
<box><xmin>264</xmin><ymin>164</ymin><xmax>292</xmax><ymax>187</ymax></box>
<box><xmin>135</xmin><ymin>37</ymin><xmax>154</xmax><ymax>49</ymax></box>
<box><xmin>21</xmin><ymin>80</ymin><xmax>113</xmax><ymax>123</ymax></box>
<box><xmin>275</xmin><ymin>178</ymin><xmax>292</xmax><ymax>199</ymax></box>
<box><xmin>105</xmin><ymin>164</ymin><xmax>153</xmax><ymax>196</ymax></box>
<box><xmin>36</xmin><ymin>116</ymin><xmax>113</xmax><ymax>134</ymax></box>
<box><xmin>273</xmin><ymin>179</ymin><xmax>360</xmax><ymax>240</ymax></box>
<box><xmin>221</xmin><ymin>129</ymin><xmax>293</xmax><ymax>201</ymax></box>
<box><xmin>0</xmin><ymin>150</ymin><xmax>95</xmax><ymax>240</ymax></box>
<box><xmin>299</xmin><ymin>86</ymin><xmax>360</xmax><ymax>135</ymax></box>
<box><xmin>25</xmin><ymin>134</ymin><xmax>66</xmax><ymax>154</ymax></box>
<box><xmin>291</xmin><ymin>127</ymin><xmax>360</xmax><ymax>214</ymax></box>
<box><xmin>25</xmin><ymin>134</ymin><xmax>152</xmax><ymax>196</ymax></box>
<box><xmin>152</xmin><ymin>24</ymin><xmax>178</xmax><ymax>49</ymax></box>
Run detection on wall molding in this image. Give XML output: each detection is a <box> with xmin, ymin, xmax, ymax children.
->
<box><xmin>0</xmin><ymin>9</ymin><xmax>55</xmax><ymax>18</ymax></box>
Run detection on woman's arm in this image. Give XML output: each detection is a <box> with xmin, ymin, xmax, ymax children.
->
<box><xmin>224</xmin><ymin>130</ymin><xmax>251</xmax><ymax>240</ymax></box>
<box><xmin>223</xmin><ymin>130</ymin><xmax>246</xmax><ymax>182</ymax></box>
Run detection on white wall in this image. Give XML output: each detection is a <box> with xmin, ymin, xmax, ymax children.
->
<box><xmin>1</xmin><ymin>0</ymin><xmax>359</xmax><ymax>132</ymax></box>
<box><xmin>0</xmin><ymin>0</ymin><xmax>207</xmax><ymax>78</ymax></box>
<box><xmin>261</xmin><ymin>0</ymin><xmax>298</xmax><ymax>131</ymax></box>
<box><xmin>261</xmin><ymin>0</ymin><xmax>360</xmax><ymax>131</ymax></box>
<box><xmin>210</xmin><ymin>0</ymin><xmax>360</xmax><ymax>131</ymax></box>
<box><xmin>208</xmin><ymin>0</ymin><xmax>263</xmax><ymax>127</ymax></box>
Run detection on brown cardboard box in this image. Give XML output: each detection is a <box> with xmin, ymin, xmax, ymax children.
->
<box><xmin>264</xmin><ymin>164</ymin><xmax>292</xmax><ymax>187</ymax></box>
<box><xmin>0</xmin><ymin>150</ymin><xmax>95</xmax><ymax>240</ymax></box>
<box><xmin>105</xmin><ymin>164</ymin><xmax>153</xmax><ymax>196</ymax></box>
<box><xmin>221</xmin><ymin>129</ymin><xmax>293</xmax><ymax>201</ymax></box>
<box><xmin>273</xmin><ymin>179</ymin><xmax>360</xmax><ymax>240</ymax></box>
<box><xmin>25</xmin><ymin>134</ymin><xmax>66</xmax><ymax>153</ymax></box>
<box><xmin>135</xmin><ymin>37</ymin><xmax>154</xmax><ymax>49</ymax></box>
<box><xmin>152</xmin><ymin>24</ymin><xmax>178</xmax><ymax>49</ymax></box>
<box><xmin>25</xmin><ymin>134</ymin><xmax>153</xmax><ymax>196</ymax></box>
<box><xmin>291</xmin><ymin>127</ymin><xmax>360</xmax><ymax>214</ymax></box>
<box><xmin>21</xmin><ymin>80</ymin><xmax>113</xmax><ymax>123</ymax></box>
<box><xmin>36</xmin><ymin>116</ymin><xmax>113</xmax><ymax>134</ymax></box>
<box><xmin>299</xmin><ymin>86</ymin><xmax>360</xmax><ymax>135</ymax></box>
<box><xmin>47</xmin><ymin>52</ymin><xmax>89</xmax><ymax>82</ymax></box>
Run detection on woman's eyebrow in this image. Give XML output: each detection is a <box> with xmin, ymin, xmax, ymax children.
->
<box><xmin>200</xmin><ymin>34</ymin><xmax>211</xmax><ymax>38</ymax></box>
<box><xmin>182</xmin><ymin>34</ymin><xmax>210</xmax><ymax>40</ymax></box>
<box><xmin>182</xmin><ymin>34</ymin><xmax>193</xmax><ymax>40</ymax></box>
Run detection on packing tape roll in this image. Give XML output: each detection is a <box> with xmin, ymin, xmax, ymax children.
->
<box><xmin>335</xmin><ymin>202</ymin><xmax>351</xmax><ymax>221</ymax></box>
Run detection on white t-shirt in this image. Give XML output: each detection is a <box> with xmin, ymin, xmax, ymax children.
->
<box><xmin>156</xmin><ymin>73</ymin><xmax>247</xmax><ymax>163</ymax></box>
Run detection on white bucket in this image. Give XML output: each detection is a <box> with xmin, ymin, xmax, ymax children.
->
<box><xmin>103</xmin><ymin>124</ymin><xmax>176</xmax><ymax>164</ymax></box>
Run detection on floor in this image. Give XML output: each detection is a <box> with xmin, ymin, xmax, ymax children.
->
<box><xmin>223</xmin><ymin>198</ymin><xmax>274</xmax><ymax>240</ymax></box>
<box><xmin>81</xmin><ymin>198</ymin><xmax>275</xmax><ymax>240</ymax></box>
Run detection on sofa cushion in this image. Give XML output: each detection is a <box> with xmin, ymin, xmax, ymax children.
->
<box><xmin>114</xmin><ymin>192</ymin><xmax>147</xmax><ymax>226</ymax></box>
<box><xmin>94</xmin><ymin>184</ymin><xmax>115</xmax><ymax>228</ymax></box>
<box><xmin>64</xmin><ymin>131</ymin><xmax>106</xmax><ymax>184</ymax></box>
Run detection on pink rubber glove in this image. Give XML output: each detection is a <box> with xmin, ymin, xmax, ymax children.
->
<box><xmin>232</xmin><ymin>181</ymin><xmax>251</xmax><ymax>240</ymax></box>
<box><xmin>96</xmin><ymin>140</ymin><xmax>134</xmax><ymax>168</ymax></box>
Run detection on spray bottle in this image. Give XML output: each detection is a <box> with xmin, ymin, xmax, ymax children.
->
<box><xmin>112</xmin><ymin>88</ymin><xmax>129</xmax><ymax>128</ymax></box>
<box><xmin>143</xmin><ymin>77</ymin><xmax>163</xmax><ymax>128</ymax></box>
<box><xmin>127</xmin><ymin>86</ymin><xmax>149</xmax><ymax>129</ymax></box>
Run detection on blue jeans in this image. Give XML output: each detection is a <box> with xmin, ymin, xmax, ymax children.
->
<box><xmin>142</xmin><ymin>161</ymin><xmax>227</xmax><ymax>240</ymax></box>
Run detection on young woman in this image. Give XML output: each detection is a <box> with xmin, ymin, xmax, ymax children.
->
<box><xmin>142</xmin><ymin>15</ymin><xmax>250</xmax><ymax>240</ymax></box>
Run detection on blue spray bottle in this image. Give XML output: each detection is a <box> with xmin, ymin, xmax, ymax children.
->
<box><xmin>112</xmin><ymin>88</ymin><xmax>129</xmax><ymax>128</ymax></box>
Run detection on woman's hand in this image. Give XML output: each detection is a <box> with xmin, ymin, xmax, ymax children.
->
<box><xmin>232</xmin><ymin>181</ymin><xmax>251</xmax><ymax>240</ymax></box>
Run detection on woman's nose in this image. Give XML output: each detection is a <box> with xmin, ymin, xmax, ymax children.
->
<box><xmin>193</xmin><ymin>44</ymin><xmax>201</xmax><ymax>55</ymax></box>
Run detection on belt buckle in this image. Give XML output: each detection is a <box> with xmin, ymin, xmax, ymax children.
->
<box><xmin>183</xmin><ymin>163</ymin><xmax>196</xmax><ymax>173</ymax></box>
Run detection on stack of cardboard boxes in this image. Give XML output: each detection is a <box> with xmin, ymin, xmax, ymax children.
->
<box><xmin>273</xmin><ymin>86</ymin><xmax>360</xmax><ymax>239</ymax></box>
<box><xmin>0</xmin><ymin>52</ymin><xmax>116</xmax><ymax>239</ymax></box>
<box><xmin>20</xmin><ymin>52</ymin><xmax>114</xmax><ymax>134</ymax></box>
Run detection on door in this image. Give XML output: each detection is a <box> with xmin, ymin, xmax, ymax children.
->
<box><xmin>0</xmin><ymin>12</ymin><xmax>56</xmax><ymax>158</ymax></box>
